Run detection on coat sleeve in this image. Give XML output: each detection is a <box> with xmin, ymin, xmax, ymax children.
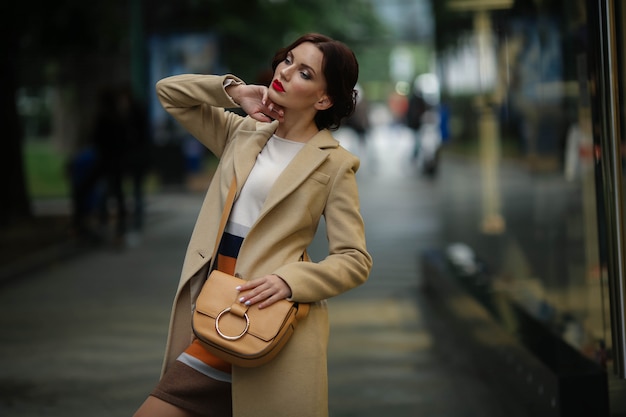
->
<box><xmin>155</xmin><ymin>74</ymin><xmax>245</xmax><ymax>157</ymax></box>
<box><xmin>274</xmin><ymin>153</ymin><xmax>373</xmax><ymax>302</ymax></box>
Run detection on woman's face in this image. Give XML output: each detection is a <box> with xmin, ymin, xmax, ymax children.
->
<box><xmin>269</xmin><ymin>42</ymin><xmax>331</xmax><ymax>112</ymax></box>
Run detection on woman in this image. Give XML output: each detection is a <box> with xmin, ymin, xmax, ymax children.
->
<box><xmin>134</xmin><ymin>33</ymin><xmax>372</xmax><ymax>417</ymax></box>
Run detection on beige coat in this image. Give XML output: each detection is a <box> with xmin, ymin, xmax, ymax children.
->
<box><xmin>155</xmin><ymin>74</ymin><xmax>372</xmax><ymax>417</ymax></box>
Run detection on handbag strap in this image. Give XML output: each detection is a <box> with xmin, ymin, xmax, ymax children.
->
<box><xmin>210</xmin><ymin>177</ymin><xmax>237</xmax><ymax>271</ymax></box>
<box><xmin>210</xmin><ymin>176</ymin><xmax>310</xmax><ymax>320</ymax></box>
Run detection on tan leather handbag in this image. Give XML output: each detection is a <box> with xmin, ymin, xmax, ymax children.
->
<box><xmin>192</xmin><ymin>269</ymin><xmax>309</xmax><ymax>367</ymax></box>
<box><xmin>191</xmin><ymin>178</ymin><xmax>310</xmax><ymax>367</ymax></box>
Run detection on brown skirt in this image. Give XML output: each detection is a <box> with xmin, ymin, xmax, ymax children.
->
<box><xmin>150</xmin><ymin>360</ymin><xmax>232</xmax><ymax>417</ymax></box>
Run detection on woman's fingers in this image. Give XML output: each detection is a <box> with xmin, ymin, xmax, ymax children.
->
<box><xmin>243</xmin><ymin>102</ymin><xmax>283</xmax><ymax>123</ymax></box>
<box><xmin>249</xmin><ymin>112</ymin><xmax>273</xmax><ymax>123</ymax></box>
<box><xmin>270</xmin><ymin>103</ymin><xmax>285</xmax><ymax>119</ymax></box>
<box><xmin>238</xmin><ymin>85</ymin><xmax>284</xmax><ymax>123</ymax></box>
<box><xmin>236</xmin><ymin>275</ymin><xmax>291</xmax><ymax>308</ymax></box>
<box><xmin>258</xmin><ymin>86</ymin><xmax>284</xmax><ymax>119</ymax></box>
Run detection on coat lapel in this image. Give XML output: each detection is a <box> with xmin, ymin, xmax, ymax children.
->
<box><xmin>260</xmin><ymin>130</ymin><xmax>338</xmax><ymax>217</ymax></box>
<box><xmin>233</xmin><ymin>120</ymin><xmax>278</xmax><ymax>190</ymax></box>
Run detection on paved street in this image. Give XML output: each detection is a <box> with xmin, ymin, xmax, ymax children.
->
<box><xmin>0</xmin><ymin>119</ymin><xmax>525</xmax><ymax>416</ymax></box>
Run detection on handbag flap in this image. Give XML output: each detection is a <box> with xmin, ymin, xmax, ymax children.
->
<box><xmin>195</xmin><ymin>270</ymin><xmax>296</xmax><ymax>342</ymax></box>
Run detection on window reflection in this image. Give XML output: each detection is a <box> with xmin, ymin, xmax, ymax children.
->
<box><xmin>437</xmin><ymin>0</ymin><xmax>608</xmax><ymax>368</ymax></box>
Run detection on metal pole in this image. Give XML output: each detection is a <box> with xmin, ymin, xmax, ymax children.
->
<box><xmin>600</xmin><ymin>0</ymin><xmax>626</xmax><ymax>378</ymax></box>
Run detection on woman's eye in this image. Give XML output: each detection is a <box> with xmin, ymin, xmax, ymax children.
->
<box><xmin>284</xmin><ymin>56</ymin><xmax>292</xmax><ymax>64</ymax></box>
<box><xmin>300</xmin><ymin>71</ymin><xmax>311</xmax><ymax>80</ymax></box>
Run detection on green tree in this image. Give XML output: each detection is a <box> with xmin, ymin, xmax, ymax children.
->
<box><xmin>146</xmin><ymin>0</ymin><xmax>387</xmax><ymax>81</ymax></box>
<box><xmin>3</xmin><ymin>0</ymin><xmax>386</xmax><ymax>225</ymax></box>
<box><xmin>3</xmin><ymin>0</ymin><xmax>136</xmax><ymax>224</ymax></box>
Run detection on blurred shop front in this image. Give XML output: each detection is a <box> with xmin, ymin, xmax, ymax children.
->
<box><xmin>426</xmin><ymin>0</ymin><xmax>626</xmax><ymax>416</ymax></box>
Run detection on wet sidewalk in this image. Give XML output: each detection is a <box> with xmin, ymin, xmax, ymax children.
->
<box><xmin>0</xmin><ymin>123</ymin><xmax>526</xmax><ymax>416</ymax></box>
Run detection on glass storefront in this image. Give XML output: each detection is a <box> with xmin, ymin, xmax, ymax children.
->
<box><xmin>432</xmin><ymin>0</ymin><xmax>625</xmax><ymax>414</ymax></box>
<box><xmin>595</xmin><ymin>0</ymin><xmax>626</xmax><ymax>413</ymax></box>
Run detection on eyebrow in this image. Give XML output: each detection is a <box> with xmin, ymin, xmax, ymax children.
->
<box><xmin>287</xmin><ymin>51</ymin><xmax>318</xmax><ymax>77</ymax></box>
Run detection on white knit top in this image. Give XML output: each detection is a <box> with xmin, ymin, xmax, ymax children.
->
<box><xmin>226</xmin><ymin>135</ymin><xmax>305</xmax><ymax>238</ymax></box>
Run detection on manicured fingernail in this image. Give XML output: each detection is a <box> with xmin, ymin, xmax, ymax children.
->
<box><xmin>236</xmin><ymin>286</ymin><xmax>242</xmax><ymax>291</ymax></box>
<box><xmin>239</xmin><ymin>297</ymin><xmax>245</xmax><ymax>302</ymax></box>
<box><xmin>244</xmin><ymin>300</ymin><xmax>251</xmax><ymax>306</ymax></box>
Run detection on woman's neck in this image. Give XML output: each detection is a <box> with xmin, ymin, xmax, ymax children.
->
<box><xmin>274</xmin><ymin>112</ymin><xmax>320</xmax><ymax>143</ymax></box>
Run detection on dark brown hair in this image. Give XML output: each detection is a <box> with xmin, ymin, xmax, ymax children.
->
<box><xmin>271</xmin><ymin>33</ymin><xmax>359</xmax><ymax>131</ymax></box>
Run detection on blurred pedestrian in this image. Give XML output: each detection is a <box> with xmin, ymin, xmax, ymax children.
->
<box><xmin>70</xmin><ymin>86</ymin><xmax>150</xmax><ymax>247</ymax></box>
<box><xmin>92</xmin><ymin>87</ymin><xmax>129</xmax><ymax>245</ymax></box>
<box><xmin>405</xmin><ymin>83</ymin><xmax>427</xmax><ymax>162</ymax></box>
<box><xmin>387</xmin><ymin>90</ymin><xmax>408</xmax><ymax>127</ymax></box>
<box><xmin>68</xmin><ymin>144</ymin><xmax>102</xmax><ymax>241</ymax></box>
<box><xmin>117</xmin><ymin>86</ymin><xmax>151</xmax><ymax>242</ymax></box>
<box><xmin>133</xmin><ymin>33</ymin><xmax>372</xmax><ymax>417</ymax></box>
<box><xmin>406</xmin><ymin>74</ymin><xmax>444</xmax><ymax>176</ymax></box>
<box><xmin>69</xmin><ymin>87</ymin><xmax>125</xmax><ymax>242</ymax></box>
<box><xmin>344</xmin><ymin>83</ymin><xmax>370</xmax><ymax>153</ymax></box>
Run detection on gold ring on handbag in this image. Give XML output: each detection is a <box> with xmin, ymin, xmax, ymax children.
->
<box><xmin>215</xmin><ymin>307</ymin><xmax>250</xmax><ymax>340</ymax></box>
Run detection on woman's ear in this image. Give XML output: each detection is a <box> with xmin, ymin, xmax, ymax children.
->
<box><xmin>315</xmin><ymin>95</ymin><xmax>333</xmax><ymax>111</ymax></box>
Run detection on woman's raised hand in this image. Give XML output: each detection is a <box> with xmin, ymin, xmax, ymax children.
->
<box><xmin>227</xmin><ymin>84</ymin><xmax>284</xmax><ymax>123</ymax></box>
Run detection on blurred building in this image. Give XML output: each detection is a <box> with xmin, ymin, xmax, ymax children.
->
<box><xmin>424</xmin><ymin>0</ymin><xmax>626</xmax><ymax>416</ymax></box>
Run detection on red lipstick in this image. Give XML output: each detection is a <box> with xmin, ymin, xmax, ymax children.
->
<box><xmin>272</xmin><ymin>79</ymin><xmax>285</xmax><ymax>92</ymax></box>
